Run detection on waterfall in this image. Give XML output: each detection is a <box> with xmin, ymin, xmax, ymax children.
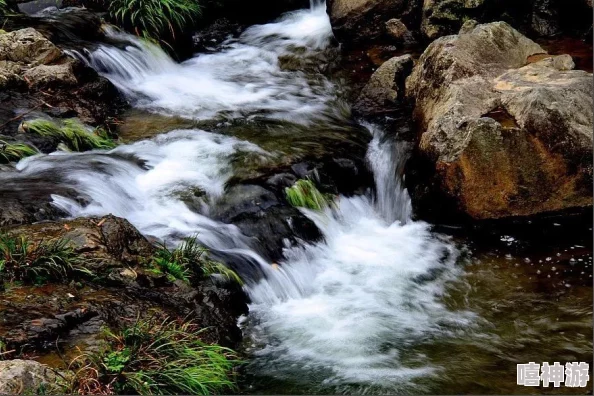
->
<box><xmin>1</xmin><ymin>3</ymin><xmax>473</xmax><ymax>392</ymax></box>
<box><xmin>241</xmin><ymin>125</ymin><xmax>471</xmax><ymax>392</ymax></box>
<box><xmin>70</xmin><ymin>3</ymin><xmax>337</xmax><ymax>124</ymax></box>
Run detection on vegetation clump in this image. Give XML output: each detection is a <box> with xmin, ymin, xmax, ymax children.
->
<box><xmin>0</xmin><ymin>140</ymin><xmax>38</xmax><ymax>163</ymax></box>
<box><xmin>0</xmin><ymin>233</ymin><xmax>92</xmax><ymax>285</ymax></box>
<box><xmin>285</xmin><ymin>178</ymin><xmax>335</xmax><ymax>211</ymax></box>
<box><xmin>152</xmin><ymin>235</ymin><xmax>242</xmax><ymax>284</ymax></box>
<box><xmin>108</xmin><ymin>0</ymin><xmax>202</xmax><ymax>41</ymax></box>
<box><xmin>69</xmin><ymin>316</ymin><xmax>240</xmax><ymax>395</ymax></box>
<box><xmin>22</xmin><ymin>118</ymin><xmax>117</xmax><ymax>151</ymax></box>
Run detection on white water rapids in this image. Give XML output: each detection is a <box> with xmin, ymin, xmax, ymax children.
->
<box><xmin>3</xmin><ymin>2</ymin><xmax>475</xmax><ymax>392</ymax></box>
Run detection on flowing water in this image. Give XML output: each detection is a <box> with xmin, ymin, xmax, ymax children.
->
<box><xmin>2</xmin><ymin>2</ymin><xmax>592</xmax><ymax>394</ymax></box>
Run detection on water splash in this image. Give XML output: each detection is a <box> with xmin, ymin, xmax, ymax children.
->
<box><xmin>241</xmin><ymin>126</ymin><xmax>473</xmax><ymax>392</ymax></box>
<box><xmin>72</xmin><ymin>4</ymin><xmax>338</xmax><ymax>123</ymax></box>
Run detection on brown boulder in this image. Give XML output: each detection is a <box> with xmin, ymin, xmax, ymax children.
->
<box><xmin>406</xmin><ymin>22</ymin><xmax>593</xmax><ymax>220</ymax></box>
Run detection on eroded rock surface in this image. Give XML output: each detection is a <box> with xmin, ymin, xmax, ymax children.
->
<box><xmin>406</xmin><ymin>22</ymin><xmax>593</xmax><ymax>220</ymax></box>
<box><xmin>0</xmin><ymin>360</ymin><xmax>62</xmax><ymax>394</ymax></box>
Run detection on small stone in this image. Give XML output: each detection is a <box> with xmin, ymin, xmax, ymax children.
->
<box><xmin>385</xmin><ymin>19</ymin><xmax>412</xmax><ymax>42</ymax></box>
<box><xmin>552</xmin><ymin>54</ymin><xmax>575</xmax><ymax>71</ymax></box>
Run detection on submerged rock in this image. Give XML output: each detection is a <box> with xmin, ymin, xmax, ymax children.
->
<box><xmin>406</xmin><ymin>21</ymin><xmax>593</xmax><ymax>221</ymax></box>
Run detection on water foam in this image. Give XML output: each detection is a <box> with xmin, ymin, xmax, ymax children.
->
<box><xmin>73</xmin><ymin>4</ymin><xmax>337</xmax><ymax>123</ymax></box>
<box><xmin>10</xmin><ymin>130</ymin><xmax>268</xmax><ymax>258</ymax></box>
<box><xmin>241</xmin><ymin>127</ymin><xmax>473</xmax><ymax>391</ymax></box>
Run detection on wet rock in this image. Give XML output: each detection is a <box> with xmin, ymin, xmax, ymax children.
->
<box><xmin>192</xmin><ymin>18</ymin><xmax>243</xmax><ymax>53</ymax></box>
<box><xmin>208</xmin><ymin>184</ymin><xmax>322</xmax><ymax>262</ymax></box>
<box><xmin>0</xmin><ymin>176</ymin><xmax>76</xmax><ymax>227</ymax></box>
<box><xmin>0</xmin><ymin>360</ymin><xmax>62</xmax><ymax>394</ymax></box>
<box><xmin>531</xmin><ymin>2</ymin><xmax>555</xmax><ymax>35</ymax></box>
<box><xmin>406</xmin><ymin>22</ymin><xmax>593</xmax><ymax>221</ymax></box>
<box><xmin>385</xmin><ymin>18</ymin><xmax>414</xmax><ymax>42</ymax></box>
<box><xmin>0</xmin><ymin>22</ymin><xmax>124</xmax><ymax>140</ymax></box>
<box><xmin>5</xmin><ymin>215</ymin><xmax>155</xmax><ymax>272</ymax></box>
<box><xmin>421</xmin><ymin>0</ymin><xmax>486</xmax><ymax>40</ymax></box>
<box><xmin>190</xmin><ymin>280</ymin><xmax>248</xmax><ymax>347</ymax></box>
<box><xmin>327</xmin><ymin>0</ymin><xmax>421</xmax><ymax>45</ymax></box>
<box><xmin>353</xmin><ymin>54</ymin><xmax>414</xmax><ymax>115</ymax></box>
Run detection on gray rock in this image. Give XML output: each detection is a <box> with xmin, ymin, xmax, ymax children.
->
<box><xmin>406</xmin><ymin>22</ymin><xmax>593</xmax><ymax>220</ymax></box>
<box><xmin>0</xmin><ymin>360</ymin><xmax>63</xmax><ymax>394</ymax></box>
<box><xmin>0</xmin><ymin>28</ymin><xmax>77</xmax><ymax>90</ymax></box>
<box><xmin>0</xmin><ymin>28</ymin><xmax>62</xmax><ymax>66</ymax></box>
<box><xmin>354</xmin><ymin>54</ymin><xmax>414</xmax><ymax>115</ymax></box>
<box><xmin>23</xmin><ymin>61</ymin><xmax>77</xmax><ymax>88</ymax></box>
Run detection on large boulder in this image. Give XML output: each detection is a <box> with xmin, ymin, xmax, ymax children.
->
<box><xmin>406</xmin><ymin>22</ymin><xmax>593</xmax><ymax>221</ymax></box>
<box><xmin>0</xmin><ymin>360</ymin><xmax>63</xmax><ymax>394</ymax></box>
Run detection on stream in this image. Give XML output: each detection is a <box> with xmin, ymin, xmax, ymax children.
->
<box><xmin>2</xmin><ymin>1</ymin><xmax>592</xmax><ymax>394</ymax></box>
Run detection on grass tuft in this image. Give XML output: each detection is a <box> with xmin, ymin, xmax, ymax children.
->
<box><xmin>0</xmin><ymin>140</ymin><xmax>38</xmax><ymax>163</ymax></box>
<box><xmin>69</xmin><ymin>316</ymin><xmax>240</xmax><ymax>395</ymax></box>
<box><xmin>0</xmin><ymin>234</ymin><xmax>93</xmax><ymax>284</ymax></box>
<box><xmin>108</xmin><ymin>0</ymin><xmax>202</xmax><ymax>41</ymax></box>
<box><xmin>153</xmin><ymin>236</ymin><xmax>242</xmax><ymax>285</ymax></box>
<box><xmin>285</xmin><ymin>179</ymin><xmax>335</xmax><ymax>211</ymax></box>
<box><xmin>22</xmin><ymin>118</ymin><xmax>117</xmax><ymax>152</ymax></box>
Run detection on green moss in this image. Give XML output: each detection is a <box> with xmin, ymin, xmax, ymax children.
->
<box><xmin>23</xmin><ymin>118</ymin><xmax>117</xmax><ymax>151</ymax></box>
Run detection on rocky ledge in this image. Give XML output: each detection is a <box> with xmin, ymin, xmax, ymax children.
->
<box><xmin>0</xmin><ymin>215</ymin><xmax>248</xmax><ymax>393</ymax></box>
